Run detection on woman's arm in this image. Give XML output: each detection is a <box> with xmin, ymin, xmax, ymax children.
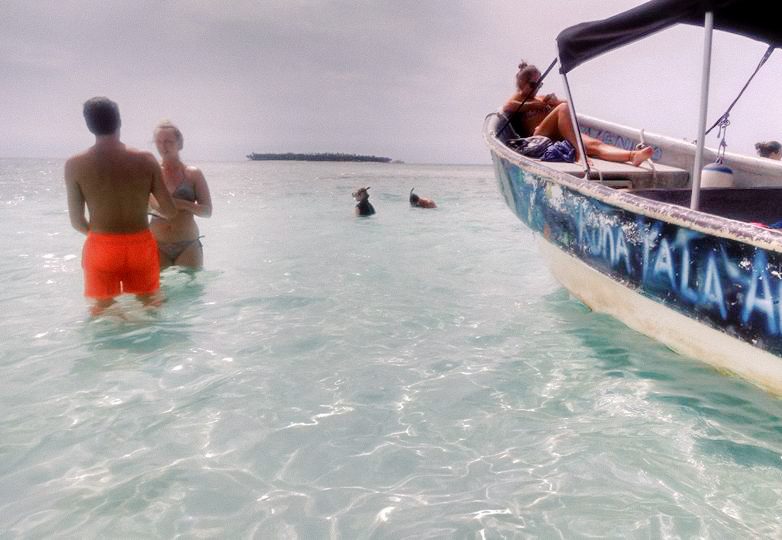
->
<box><xmin>149</xmin><ymin>157</ymin><xmax>177</xmax><ymax>219</ymax></box>
<box><xmin>542</xmin><ymin>93</ymin><xmax>565</xmax><ymax>107</ymax></box>
<box><xmin>502</xmin><ymin>96</ymin><xmax>549</xmax><ymax>115</ymax></box>
<box><xmin>177</xmin><ymin>167</ymin><xmax>212</xmax><ymax>218</ymax></box>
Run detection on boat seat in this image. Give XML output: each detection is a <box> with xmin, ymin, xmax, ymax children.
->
<box><xmin>536</xmin><ymin>158</ymin><xmax>690</xmax><ymax>189</ymax></box>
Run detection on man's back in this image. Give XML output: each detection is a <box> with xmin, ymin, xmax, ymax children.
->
<box><xmin>66</xmin><ymin>143</ymin><xmax>160</xmax><ymax>233</ymax></box>
<box><xmin>67</xmin><ymin>96</ymin><xmax>178</xmax><ymax>309</ymax></box>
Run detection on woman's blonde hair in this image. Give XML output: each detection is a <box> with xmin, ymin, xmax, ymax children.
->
<box><xmin>154</xmin><ymin>119</ymin><xmax>184</xmax><ymax>150</ymax></box>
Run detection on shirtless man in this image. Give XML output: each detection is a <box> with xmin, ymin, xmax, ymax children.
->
<box><xmin>409</xmin><ymin>188</ymin><xmax>437</xmax><ymax>209</ymax></box>
<box><xmin>65</xmin><ymin>97</ymin><xmax>176</xmax><ymax>313</ymax></box>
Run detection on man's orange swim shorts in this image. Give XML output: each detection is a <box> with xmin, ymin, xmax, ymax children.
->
<box><xmin>82</xmin><ymin>229</ymin><xmax>159</xmax><ymax>299</ymax></box>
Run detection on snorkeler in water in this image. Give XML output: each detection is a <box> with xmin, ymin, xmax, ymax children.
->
<box><xmin>353</xmin><ymin>187</ymin><xmax>376</xmax><ymax>216</ymax></box>
<box><xmin>409</xmin><ymin>188</ymin><xmax>436</xmax><ymax>208</ymax></box>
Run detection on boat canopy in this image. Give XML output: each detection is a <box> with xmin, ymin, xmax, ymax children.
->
<box><xmin>557</xmin><ymin>0</ymin><xmax>782</xmax><ymax>74</ymax></box>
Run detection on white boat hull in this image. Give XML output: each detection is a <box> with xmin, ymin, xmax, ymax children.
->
<box><xmin>538</xmin><ymin>238</ymin><xmax>782</xmax><ymax>395</ymax></box>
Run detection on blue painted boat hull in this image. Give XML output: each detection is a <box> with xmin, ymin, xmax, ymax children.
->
<box><xmin>486</xmin><ymin>115</ymin><xmax>782</xmax><ymax>393</ymax></box>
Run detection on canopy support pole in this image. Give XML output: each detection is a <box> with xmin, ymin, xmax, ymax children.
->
<box><xmin>690</xmin><ymin>11</ymin><xmax>714</xmax><ymax>211</ymax></box>
<box><xmin>559</xmin><ymin>59</ymin><xmax>591</xmax><ymax>178</ymax></box>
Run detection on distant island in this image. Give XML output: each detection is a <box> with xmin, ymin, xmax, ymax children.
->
<box><xmin>247</xmin><ymin>152</ymin><xmax>392</xmax><ymax>163</ymax></box>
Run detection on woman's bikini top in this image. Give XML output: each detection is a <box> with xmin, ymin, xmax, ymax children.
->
<box><xmin>173</xmin><ymin>181</ymin><xmax>196</xmax><ymax>202</ymax></box>
<box><xmin>149</xmin><ymin>168</ymin><xmax>196</xmax><ymax>220</ymax></box>
<box><xmin>171</xmin><ymin>173</ymin><xmax>196</xmax><ymax>202</ymax></box>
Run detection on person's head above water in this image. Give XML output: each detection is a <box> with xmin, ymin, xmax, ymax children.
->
<box><xmin>83</xmin><ymin>96</ymin><xmax>121</xmax><ymax>136</ymax></box>
<box><xmin>409</xmin><ymin>188</ymin><xmax>420</xmax><ymax>205</ymax></box>
<box><xmin>353</xmin><ymin>186</ymin><xmax>370</xmax><ymax>201</ymax></box>
<box><xmin>515</xmin><ymin>60</ymin><xmax>541</xmax><ymax>97</ymax></box>
<box><xmin>353</xmin><ymin>187</ymin><xmax>375</xmax><ymax>216</ymax></box>
<box><xmin>755</xmin><ymin>140</ymin><xmax>782</xmax><ymax>159</ymax></box>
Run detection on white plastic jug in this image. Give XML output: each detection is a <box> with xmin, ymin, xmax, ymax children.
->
<box><xmin>701</xmin><ymin>162</ymin><xmax>734</xmax><ymax>188</ymax></box>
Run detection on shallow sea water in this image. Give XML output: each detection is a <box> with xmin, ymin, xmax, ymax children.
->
<box><xmin>2</xmin><ymin>158</ymin><xmax>782</xmax><ymax>538</ymax></box>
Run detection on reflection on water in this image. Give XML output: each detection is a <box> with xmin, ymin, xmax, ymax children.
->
<box><xmin>697</xmin><ymin>438</ymin><xmax>782</xmax><ymax>469</ymax></box>
<box><xmin>80</xmin><ymin>269</ymin><xmax>212</xmax><ymax>354</ymax></box>
<box><xmin>1</xmin><ymin>159</ymin><xmax>782</xmax><ymax>537</ymax></box>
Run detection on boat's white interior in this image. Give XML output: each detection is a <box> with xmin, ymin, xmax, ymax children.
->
<box><xmin>541</xmin><ymin>159</ymin><xmax>690</xmax><ymax>189</ymax></box>
<box><xmin>492</xmin><ymin>112</ymin><xmax>782</xmax><ymax>224</ymax></box>
<box><xmin>578</xmin><ymin>114</ymin><xmax>782</xmax><ymax>189</ymax></box>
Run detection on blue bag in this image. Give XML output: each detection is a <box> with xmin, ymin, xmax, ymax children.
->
<box><xmin>509</xmin><ymin>136</ymin><xmax>552</xmax><ymax>158</ymax></box>
<box><xmin>541</xmin><ymin>140</ymin><xmax>576</xmax><ymax>163</ymax></box>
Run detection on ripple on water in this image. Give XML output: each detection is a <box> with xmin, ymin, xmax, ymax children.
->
<box><xmin>2</xmin><ymin>161</ymin><xmax>782</xmax><ymax>537</ymax></box>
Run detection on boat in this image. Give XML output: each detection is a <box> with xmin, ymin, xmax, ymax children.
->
<box><xmin>484</xmin><ymin>0</ymin><xmax>782</xmax><ymax>394</ymax></box>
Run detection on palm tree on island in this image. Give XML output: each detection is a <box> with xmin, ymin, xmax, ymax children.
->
<box><xmin>246</xmin><ymin>152</ymin><xmax>393</xmax><ymax>163</ymax></box>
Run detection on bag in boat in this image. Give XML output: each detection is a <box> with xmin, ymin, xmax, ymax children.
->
<box><xmin>541</xmin><ymin>140</ymin><xmax>576</xmax><ymax>163</ymax></box>
<box><xmin>508</xmin><ymin>135</ymin><xmax>552</xmax><ymax>158</ymax></box>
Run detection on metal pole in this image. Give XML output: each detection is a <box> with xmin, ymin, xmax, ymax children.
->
<box><xmin>559</xmin><ymin>63</ymin><xmax>591</xmax><ymax>178</ymax></box>
<box><xmin>691</xmin><ymin>11</ymin><xmax>714</xmax><ymax>211</ymax></box>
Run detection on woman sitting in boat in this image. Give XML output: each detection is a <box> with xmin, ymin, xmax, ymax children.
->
<box><xmin>502</xmin><ymin>61</ymin><xmax>653</xmax><ymax>166</ymax></box>
<box><xmin>755</xmin><ymin>140</ymin><xmax>781</xmax><ymax>160</ymax></box>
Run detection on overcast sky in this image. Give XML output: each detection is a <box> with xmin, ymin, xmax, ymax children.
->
<box><xmin>2</xmin><ymin>1</ymin><xmax>781</xmax><ymax>164</ymax></box>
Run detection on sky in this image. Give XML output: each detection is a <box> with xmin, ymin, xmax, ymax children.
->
<box><xmin>2</xmin><ymin>0</ymin><xmax>782</xmax><ymax>164</ymax></box>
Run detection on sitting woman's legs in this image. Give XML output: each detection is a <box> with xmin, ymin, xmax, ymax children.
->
<box><xmin>584</xmin><ymin>135</ymin><xmax>653</xmax><ymax>166</ymax></box>
<box><xmin>533</xmin><ymin>103</ymin><xmax>578</xmax><ymax>152</ymax></box>
<box><xmin>533</xmin><ymin>103</ymin><xmax>653</xmax><ymax>165</ymax></box>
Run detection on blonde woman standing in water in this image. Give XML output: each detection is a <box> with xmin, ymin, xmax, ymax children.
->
<box><xmin>149</xmin><ymin>120</ymin><xmax>212</xmax><ymax>269</ymax></box>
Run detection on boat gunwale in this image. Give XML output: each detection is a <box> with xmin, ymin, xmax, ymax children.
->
<box><xmin>483</xmin><ymin>113</ymin><xmax>782</xmax><ymax>254</ymax></box>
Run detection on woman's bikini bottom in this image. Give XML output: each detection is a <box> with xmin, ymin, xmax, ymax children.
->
<box><xmin>158</xmin><ymin>236</ymin><xmax>203</xmax><ymax>262</ymax></box>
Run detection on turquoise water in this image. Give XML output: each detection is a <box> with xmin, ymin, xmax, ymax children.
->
<box><xmin>2</xmin><ymin>158</ymin><xmax>782</xmax><ymax>538</ymax></box>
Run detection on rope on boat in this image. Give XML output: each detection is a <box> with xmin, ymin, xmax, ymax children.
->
<box><xmin>637</xmin><ymin>128</ymin><xmax>657</xmax><ymax>184</ymax></box>
<box><xmin>704</xmin><ymin>45</ymin><xmax>774</xmax><ymax>137</ymax></box>
<box><xmin>715</xmin><ymin>118</ymin><xmax>730</xmax><ymax>164</ymax></box>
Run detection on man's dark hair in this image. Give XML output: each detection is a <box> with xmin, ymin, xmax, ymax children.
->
<box><xmin>755</xmin><ymin>140</ymin><xmax>782</xmax><ymax>158</ymax></box>
<box><xmin>83</xmin><ymin>97</ymin><xmax>121</xmax><ymax>135</ymax></box>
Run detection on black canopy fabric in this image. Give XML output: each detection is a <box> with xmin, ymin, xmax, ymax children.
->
<box><xmin>557</xmin><ymin>0</ymin><xmax>782</xmax><ymax>74</ymax></box>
